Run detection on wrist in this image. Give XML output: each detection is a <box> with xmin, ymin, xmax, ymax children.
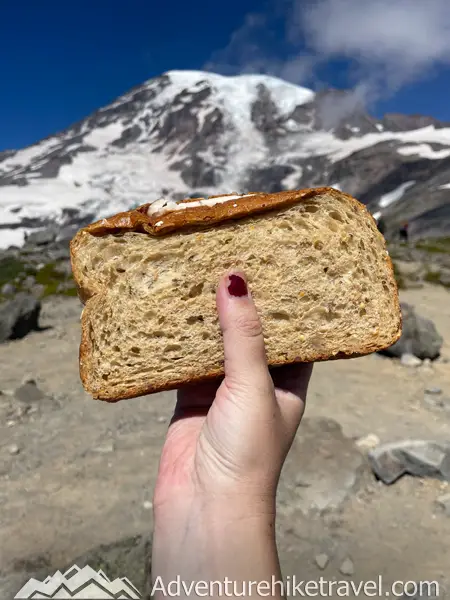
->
<box><xmin>151</xmin><ymin>496</ymin><xmax>281</xmax><ymax>597</ymax></box>
<box><xmin>153</xmin><ymin>488</ymin><xmax>276</xmax><ymax>527</ymax></box>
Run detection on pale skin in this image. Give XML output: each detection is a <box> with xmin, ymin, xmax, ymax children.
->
<box><xmin>151</xmin><ymin>270</ymin><xmax>313</xmax><ymax>599</ymax></box>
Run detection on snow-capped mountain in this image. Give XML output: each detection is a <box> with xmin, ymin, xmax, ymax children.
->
<box><xmin>1</xmin><ymin>69</ymin><xmax>450</xmax><ymax>249</ymax></box>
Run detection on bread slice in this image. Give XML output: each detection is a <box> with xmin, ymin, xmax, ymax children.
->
<box><xmin>70</xmin><ymin>187</ymin><xmax>401</xmax><ymax>402</ymax></box>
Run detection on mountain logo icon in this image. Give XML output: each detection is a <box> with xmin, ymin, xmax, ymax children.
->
<box><xmin>14</xmin><ymin>564</ymin><xmax>141</xmax><ymax>598</ymax></box>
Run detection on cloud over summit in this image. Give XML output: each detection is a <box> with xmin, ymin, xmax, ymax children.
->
<box><xmin>206</xmin><ymin>0</ymin><xmax>450</xmax><ymax>109</ymax></box>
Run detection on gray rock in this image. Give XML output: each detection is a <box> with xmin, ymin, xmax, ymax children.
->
<box><xmin>339</xmin><ymin>557</ymin><xmax>355</xmax><ymax>576</ymax></box>
<box><xmin>278</xmin><ymin>418</ymin><xmax>366</xmax><ymax>515</ymax></box>
<box><xmin>56</xmin><ymin>281</ymin><xmax>75</xmax><ymax>293</ymax></box>
<box><xmin>25</xmin><ymin>228</ymin><xmax>57</xmax><ymax>246</ymax></box>
<box><xmin>425</xmin><ymin>387</ymin><xmax>442</xmax><ymax>395</ymax></box>
<box><xmin>401</xmin><ymin>353</ymin><xmax>422</xmax><ymax>367</ymax></box>
<box><xmin>22</xmin><ymin>275</ymin><xmax>36</xmax><ymax>290</ymax></box>
<box><xmin>48</xmin><ymin>245</ymin><xmax>71</xmax><ymax>261</ymax></box>
<box><xmin>15</xmin><ymin>380</ymin><xmax>45</xmax><ymax>404</ymax></box>
<box><xmin>53</xmin><ymin>260</ymin><xmax>73</xmax><ymax>277</ymax></box>
<box><xmin>435</xmin><ymin>493</ymin><xmax>450</xmax><ymax>516</ymax></box>
<box><xmin>368</xmin><ymin>440</ymin><xmax>450</xmax><ymax>484</ymax></box>
<box><xmin>383</xmin><ymin>303</ymin><xmax>443</xmax><ymax>360</ymax></box>
<box><xmin>31</xmin><ymin>284</ymin><xmax>46</xmax><ymax>298</ymax></box>
<box><xmin>423</xmin><ymin>392</ymin><xmax>450</xmax><ymax>412</ymax></box>
<box><xmin>314</xmin><ymin>553</ymin><xmax>329</xmax><ymax>570</ymax></box>
<box><xmin>91</xmin><ymin>442</ymin><xmax>115</xmax><ymax>454</ymax></box>
<box><xmin>56</xmin><ymin>225</ymin><xmax>79</xmax><ymax>243</ymax></box>
<box><xmin>8</xmin><ymin>444</ymin><xmax>20</xmax><ymax>455</ymax></box>
<box><xmin>1</xmin><ymin>282</ymin><xmax>16</xmax><ymax>296</ymax></box>
<box><xmin>0</xmin><ymin>293</ymin><xmax>41</xmax><ymax>343</ymax></box>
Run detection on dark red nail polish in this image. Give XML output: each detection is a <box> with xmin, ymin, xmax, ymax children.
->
<box><xmin>228</xmin><ymin>274</ymin><xmax>248</xmax><ymax>297</ymax></box>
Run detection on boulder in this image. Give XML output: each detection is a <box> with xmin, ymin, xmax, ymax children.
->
<box><xmin>25</xmin><ymin>228</ymin><xmax>57</xmax><ymax>246</ymax></box>
<box><xmin>368</xmin><ymin>440</ymin><xmax>450</xmax><ymax>484</ymax></box>
<box><xmin>0</xmin><ymin>293</ymin><xmax>41</xmax><ymax>343</ymax></box>
<box><xmin>383</xmin><ymin>302</ymin><xmax>443</xmax><ymax>360</ymax></box>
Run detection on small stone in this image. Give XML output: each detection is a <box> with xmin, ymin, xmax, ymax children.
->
<box><xmin>143</xmin><ymin>501</ymin><xmax>153</xmax><ymax>510</ymax></box>
<box><xmin>339</xmin><ymin>557</ymin><xmax>354</xmax><ymax>576</ymax></box>
<box><xmin>435</xmin><ymin>493</ymin><xmax>450</xmax><ymax>516</ymax></box>
<box><xmin>7</xmin><ymin>420</ymin><xmax>15</xmax><ymax>427</ymax></box>
<box><xmin>14</xmin><ymin>402</ymin><xmax>31</xmax><ymax>418</ymax></box>
<box><xmin>22</xmin><ymin>275</ymin><xmax>36</xmax><ymax>290</ymax></box>
<box><xmin>314</xmin><ymin>553</ymin><xmax>329</xmax><ymax>570</ymax></box>
<box><xmin>424</xmin><ymin>393</ymin><xmax>450</xmax><ymax>411</ymax></box>
<box><xmin>156</xmin><ymin>416</ymin><xmax>167</xmax><ymax>424</ymax></box>
<box><xmin>401</xmin><ymin>353</ymin><xmax>422</xmax><ymax>367</ymax></box>
<box><xmin>295</xmin><ymin>477</ymin><xmax>311</xmax><ymax>488</ymax></box>
<box><xmin>8</xmin><ymin>444</ymin><xmax>20</xmax><ymax>456</ymax></box>
<box><xmin>425</xmin><ymin>387</ymin><xmax>442</xmax><ymax>395</ymax></box>
<box><xmin>355</xmin><ymin>433</ymin><xmax>380</xmax><ymax>452</ymax></box>
<box><xmin>92</xmin><ymin>442</ymin><xmax>115</xmax><ymax>454</ymax></box>
<box><xmin>1</xmin><ymin>283</ymin><xmax>16</xmax><ymax>296</ymax></box>
<box><xmin>421</xmin><ymin>358</ymin><xmax>433</xmax><ymax>371</ymax></box>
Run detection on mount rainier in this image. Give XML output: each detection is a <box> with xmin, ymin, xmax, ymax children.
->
<box><xmin>1</xmin><ymin>69</ymin><xmax>450</xmax><ymax>249</ymax></box>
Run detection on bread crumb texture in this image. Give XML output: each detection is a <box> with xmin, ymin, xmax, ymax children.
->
<box><xmin>72</xmin><ymin>192</ymin><xmax>401</xmax><ymax>400</ymax></box>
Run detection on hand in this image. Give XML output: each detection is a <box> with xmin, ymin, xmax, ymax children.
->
<box><xmin>151</xmin><ymin>271</ymin><xmax>313</xmax><ymax>597</ymax></box>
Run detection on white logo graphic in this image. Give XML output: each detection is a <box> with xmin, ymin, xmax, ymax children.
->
<box><xmin>14</xmin><ymin>564</ymin><xmax>141</xmax><ymax>599</ymax></box>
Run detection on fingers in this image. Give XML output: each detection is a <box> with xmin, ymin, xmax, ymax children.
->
<box><xmin>270</xmin><ymin>363</ymin><xmax>313</xmax><ymax>400</ymax></box>
<box><xmin>172</xmin><ymin>379</ymin><xmax>222</xmax><ymax>423</ymax></box>
<box><xmin>271</xmin><ymin>364</ymin><xmax>313</xmax><ymax>446</ymax></box>
<box><xmin>216</xmin><ymin>271</ymin><xmax>274</xmax><ymax>397</ymax></box>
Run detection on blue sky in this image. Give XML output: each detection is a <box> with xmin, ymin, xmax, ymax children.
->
<box><xmin>2</xmin><ymin>0</ymin><xmax>450</xmax><ymax>151</ymax></box>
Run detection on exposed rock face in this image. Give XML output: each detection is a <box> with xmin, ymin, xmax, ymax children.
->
<box><xmin>0</xmin><ymin>293</ymin><xmax>41</xmax><ymax>343</ymax></box>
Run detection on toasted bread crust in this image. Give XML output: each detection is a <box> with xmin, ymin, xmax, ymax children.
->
<box><xmin>72</xmin><ymin>187</ymin><xmax>363</xmax><ymax>238</ymax></box>
<box><xmin>80</xmin><ymin>342</ymin><xmax>402</xmax><ymax>402</ymax></box>
<box><xmin>70</xmin><ymin>187</ymin><xmax>402</xmax><ymax>402</ymax></box>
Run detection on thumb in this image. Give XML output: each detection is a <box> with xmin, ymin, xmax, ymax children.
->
<box><xmin>216</xmin><ymin>271</ymin><xmax>274</xmax><ymax>397</ymax></box>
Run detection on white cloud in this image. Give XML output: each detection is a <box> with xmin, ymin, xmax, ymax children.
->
<box><xmin>298</xmin><ymin>0</ymin><xmax>450</xmax><ymax>88</ymax></box>
<box><xmin>205</xmin><ymin>0</ymin><xmax>450</xmax><ymax>111</ymax></box>
<box><xmin>204</xmin><ymin>10</ymin><xmax>315</xmax><ymax>84</ymax></box>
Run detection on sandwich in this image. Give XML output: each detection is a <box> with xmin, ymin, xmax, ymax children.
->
<box><xmin>70</xmin><ymin>187</ymin><xmax>402</xmax><ymax>402</ymax></box>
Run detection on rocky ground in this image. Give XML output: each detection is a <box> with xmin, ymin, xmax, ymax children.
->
<box><xmin>0</xmin><ymin>281</ymin><xmax>449</xmax><ymax>599</ymax></box>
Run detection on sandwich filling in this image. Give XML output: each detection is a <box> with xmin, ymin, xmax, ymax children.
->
<box><xmin>147</xmin><ymin>193</ymin><xmax>257</xmax><ymax>217</ymax></box>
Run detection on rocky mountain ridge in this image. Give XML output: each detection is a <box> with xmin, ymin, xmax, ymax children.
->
<box><xmin>1</xmin><ymin>70</ymin><xmax>450</xmax><ymax>249</ymax></box>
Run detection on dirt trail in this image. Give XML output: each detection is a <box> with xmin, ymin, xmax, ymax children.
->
<box><xmin>1</xmin><ymin>283</ymin><xmax>449</xmax><ymax>597</ymax></box>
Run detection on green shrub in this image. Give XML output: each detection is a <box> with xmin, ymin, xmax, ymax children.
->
<box><xmin>416</xmin><ymin>237</ymin><xmax>450</xmax><ymax>254</ymax></box>
<box><xmin>424</xmin><ymin>270</ymin><xmax>441</xmax><ymax>284</ymax></box>
<box><xmin>0</xmin><ymin>257</ymin><xmax>31</xmax><ymax>287</ymax></box>
<box><xmin>0</xmin><ymin>258</ymin><xmax>77</xmax><ymax>299</ymax></box>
